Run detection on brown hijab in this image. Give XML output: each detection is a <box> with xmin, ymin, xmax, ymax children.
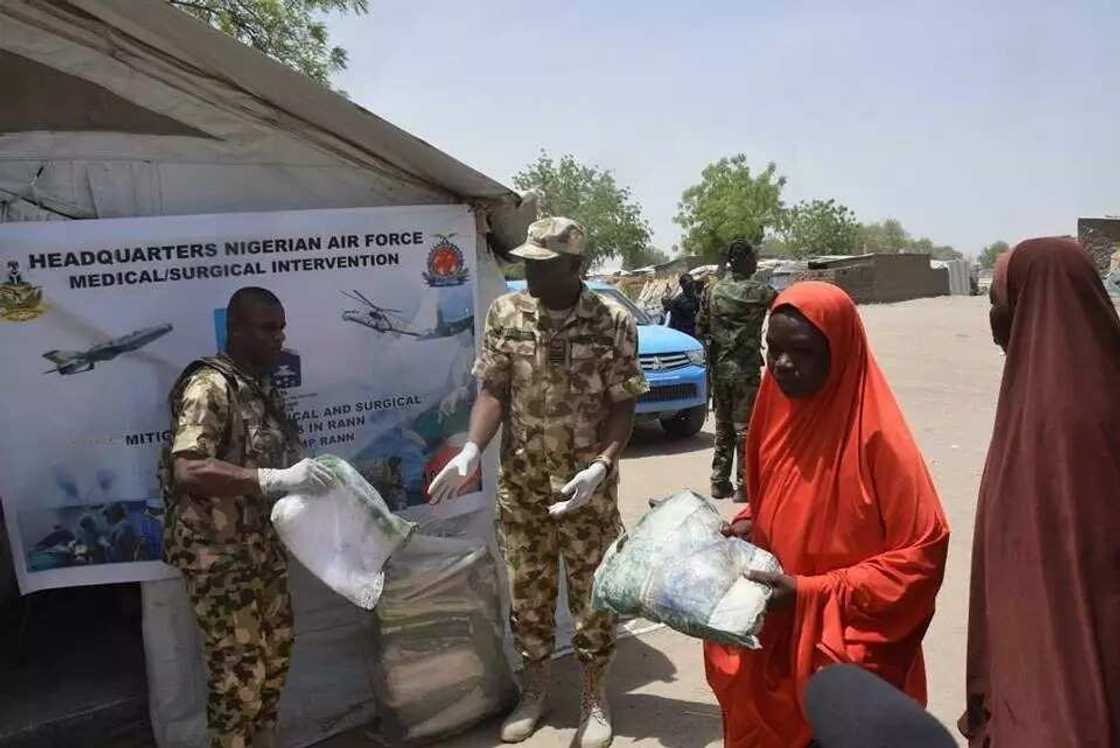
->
<box><xmin>961</xmin><ymin>237</ymin><xmax>1120</xmax><ymax>746</ymax></box>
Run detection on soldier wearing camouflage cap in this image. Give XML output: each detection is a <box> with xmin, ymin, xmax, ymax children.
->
<box><xmin>160</xmin><ymin>287</ymin><xmax>333</xmax><ymax>748</ymax></box>
<box><xmin>429</xmin><ymin>217</ymin><xmax>648</xmax><ymax>747</ymax></box>
<box><xmin>697</xmin><ymin>238</ymin><xmax>777</xmax><ymax>502</ymax></box>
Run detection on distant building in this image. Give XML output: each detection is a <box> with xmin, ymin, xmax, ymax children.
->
<box><xmin>1078</xmin><ymin>218</ymin><xmax>1120</xmax><ymax>273</ymax></box>
<box><xmin>796</xmin><ymin>254</ymin><xmax>950</xmax><ymax>304</ymax></box>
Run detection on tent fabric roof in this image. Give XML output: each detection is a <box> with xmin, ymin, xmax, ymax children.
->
<box><xmin>1</xmin><ymin>0</ymin><xmax>534</xmax><ymax>250</ymax></box>
<box><xmin>63</xmin><ymin>0</ymin><xmax>517</xmax><ymax>205</ymax></box>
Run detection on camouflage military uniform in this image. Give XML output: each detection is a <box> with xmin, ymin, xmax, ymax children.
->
<box><xmin>696</xmin><ymin>273</ymin><xmax>777</xmax><ymax>495</ymax></box>
<box><xmin>160</xmin><ymin>354</ymin><xmax>302</xmax><ymax>748</ymax></box>
<box><xmin>473</xmin><ymin>287</ymin><xmax>648</xmax><ymax>666</ymax></box>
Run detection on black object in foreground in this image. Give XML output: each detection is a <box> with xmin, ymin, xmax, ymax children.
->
<box><xmin>805</xmin><ymin>665</ymin><xmax>955</xmax><ymax>748</ymax></box>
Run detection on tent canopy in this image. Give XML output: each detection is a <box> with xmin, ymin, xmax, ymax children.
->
<box><xmin>0</xmin><ymin>0</ymin><xmax>534</xmax><ymax>251</ymax></box>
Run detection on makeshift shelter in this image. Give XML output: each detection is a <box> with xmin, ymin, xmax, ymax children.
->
<box><xmin>0</xmin><ymin>1</ymin><xmax>536</xmax><ymax>745</ymax></box>
<box><xmin>801</xmin><ymin>254</ymin><xmax>950</xmax><ymax>304</ymax></box>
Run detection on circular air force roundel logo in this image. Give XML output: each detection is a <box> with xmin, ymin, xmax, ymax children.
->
<box><xmin>423</xmin><ymin>234</ymin><xmax>470</xmax><ymax>287</ymax></box>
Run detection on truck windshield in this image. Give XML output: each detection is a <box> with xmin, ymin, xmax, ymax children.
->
<box><xmin>593</xmin><ymin>287</ymin><xmax>653</xmax><ymax>325</ymax></box>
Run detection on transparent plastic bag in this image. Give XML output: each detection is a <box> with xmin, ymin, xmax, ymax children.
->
<box><xmin>271</xmin><ymin>455</ymin><xmax>416</xmax><ymax>609</ymax></box>
<box><xmin>370</xmin><ymin>513</ymin><xmax>515</xmax><ymax>744</ymax></box>
<box><xmin>592</xmin><ymin>490</ymin><xmax>782</xmax><ymax>649</ymax></box>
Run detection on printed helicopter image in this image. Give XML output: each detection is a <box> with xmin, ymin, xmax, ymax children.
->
<box><xmin>341</xmin><ymin>289</ymin><xmax>420</xmax><ymax>337</ymax></box>
<box><xmin>42</xmin><ymin>323</ymin><xmax>173</xmax><ymax>375</ymax></box>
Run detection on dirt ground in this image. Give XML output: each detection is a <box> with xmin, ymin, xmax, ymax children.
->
<box><xmin>325</xmin><ymin>295</ymin><xmax>1001</xmax><ymax>747</ymax></box>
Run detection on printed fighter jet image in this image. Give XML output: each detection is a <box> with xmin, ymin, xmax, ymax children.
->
<box><xmin>43</xmin><ymin>323</ymin><xmax>173</xmax><ymax>375</ymax></box>
<box><xmin>341</xmin><ymin>290</ymin><xmax>420</xmax><ymax>337</ymax></box>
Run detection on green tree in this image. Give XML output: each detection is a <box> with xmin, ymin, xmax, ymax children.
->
<box><xmin>626</xmin><ymin>246</ymin><xmax>671</xmax><ymax>269</ymax></box>
<box><xmin>858</xmin><ymin>219</ymin><xmax>962</xmax><ymax>259</ymax></box>
<box><xmin>860</xmin><ymin>219</ymin><xmax>910</xmax><ymax>253</ymax></box>
<box><xmin>779</xmin><ymin>199</ymin><xmax>861</xmax><ymax>258</ymax></box>
<box><xmin>168</xmin><ymin>0</ymin><xmax>369</xmax><ymax>87</ymax></box>
<box><xmin>978</xmin><ymin>240</ymin><xmax>1011</xmax><ymax>269</ymax></box>
<box><xmin>911</xmin><ymin>237</ymin><xmax>963</xmax><ymax>260</ymax></box>
<box><xmin>512</xmin><ymin>151</ymin><xmax>652</xmax><ymax>270</ymax></box>
<box><xmin>674</xmin><ymin>154</ymin><xmax>787</xmax><ymax>262</ymax></box>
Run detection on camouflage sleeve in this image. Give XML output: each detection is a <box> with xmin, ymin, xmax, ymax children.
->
<box><xmin>470</xmin><ymin>301</ymin><xmax>510</xmax><ymax>398</ymax></box>
<box><xmin>763</xmin><ymin>284</ymin><xmax>779</xmax><ymax>308</ymax></box>
<box><xmin>170</xmin><ymin>370</ymin><xmax>229</xmax><ymax>459</ymax></box>
<box><xmin>606</xmin><ymin>313</ymin><xmax>649</xmax><ymax>402</ymax></box>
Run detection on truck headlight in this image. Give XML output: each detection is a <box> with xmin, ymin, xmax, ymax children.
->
<box><xmin>686</xmin><ymin>349</ymin><xmax>705</xmax><ymax>366</ymax></box>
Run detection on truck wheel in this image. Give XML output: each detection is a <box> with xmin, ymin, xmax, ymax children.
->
<box><xmin>660</xmin><ymin>405</ymin><xmax>707</xmax><ymax>439</ymax></box>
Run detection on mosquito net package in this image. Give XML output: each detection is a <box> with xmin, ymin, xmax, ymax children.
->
<box><xmin>271</xmin><ymin>455</ymin><xmax>416</xmax><ymax>610</ymax></box>
<box><xmin>369</xmin><ymin>513</ymin><xmax>515</xmax><ymax>744</ymax></box>
<box><xmin>591</xmin><ymin>490</ymin><xmax>782</xmax><ymax>649</ymax></box>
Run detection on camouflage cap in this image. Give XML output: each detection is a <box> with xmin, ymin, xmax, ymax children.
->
<box><xmin>509</xmin><ymin>217</ymin><xmax>586</xmax><ymax>261</ymax></box>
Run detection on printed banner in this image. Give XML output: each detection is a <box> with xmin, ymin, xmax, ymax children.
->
<box><xmin>0</xmin><ymin>205</ymin><xmax>484</xmax><ymax>593</ymax></box>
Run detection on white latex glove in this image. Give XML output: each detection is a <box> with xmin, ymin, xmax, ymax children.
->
<box><xmin>548</xmin><ymin>462</ymin><xmax>609</xmax><ymax>518</ymax></box>
<box><xmin>428</xmin><ymin>442</ymin><xmax>481</xmax><ymax>504</ymax></box>
<box><xmin>258</xmin><ymin>458</ymin><xmax>335</xmax><ymax>498</ymax></box>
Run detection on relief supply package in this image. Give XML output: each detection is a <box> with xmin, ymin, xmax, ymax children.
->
<box><xmin>370</xmin><ymin>513</ymin><xmax>516</xmax><ymax>744</ymax></box>
<box><xmin>592</xmin><ymin>490</ymin><xmax>783</xmax><ymax>649</ymax></box>
<box><xmin>271</xmin><ymin>455</ymin><xmax>416</xmax><ymax>609</ymax></box>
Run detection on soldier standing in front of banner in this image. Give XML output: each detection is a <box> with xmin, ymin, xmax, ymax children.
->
<box><xmin>428</xmin><ymin>217</ymin><xmax>648</xmax><ymax>748</ymax></box>
<box><xmin>161</xmin><ymin>287</ymin><xmax>333</xmax><ymax>748</ymax></box>
<box><xmin>696</xmin><ymin>238</ymin><xmax>777</xmax><ymax>502</ymax></box>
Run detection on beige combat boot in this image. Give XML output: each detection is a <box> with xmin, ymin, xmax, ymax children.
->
<box><xmin>251</xmin><ymin>729</ymin><xmax>277</xmax><ymax>748</ymax></box>
<box><xmin>500</xmin><ymin>659</ymin><xmax>550</xmax><ymax>742</ymax></box>
<box><xmin>573</xmin><ymin>659</ymin><xmax>612</xmax><ymax>748</ymax></box>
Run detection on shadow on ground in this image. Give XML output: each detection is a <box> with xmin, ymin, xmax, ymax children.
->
<box><xmin>625</xmin><ymin>422</ymin><xmax>715</xmax><ymax>459</ymax></box>
<box><xmin>334</xmin><ymin>630</ymin><xmax>722</xmax><ymax>748</ymax></box>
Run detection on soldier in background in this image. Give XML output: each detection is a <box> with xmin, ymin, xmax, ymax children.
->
<box><xmin>661</xmin><ymin>272</ymin><xmax>701</xmax><ymax>338</ymax></box>
<box><xmin>429</xmin><ymin>217</ymin><xmax>648</xmax><ymax>748</ymax></box>
<box><xmin>696</xmin><ymin>239</ymin><xmax>777</xmax><ymax>502</ymax></box>
<box><xmin>161</xmin><ymin>287</ymin><xmax>333</xmax><ymax>748</ymax></box>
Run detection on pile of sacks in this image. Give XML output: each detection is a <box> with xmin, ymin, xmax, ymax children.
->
<box><xmin>272</xmin><ymin>457</ymin><xmax>513</xmax><ymax>743</ymax></box>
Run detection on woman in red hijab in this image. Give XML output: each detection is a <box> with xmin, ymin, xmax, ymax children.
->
<box><xmin>705</xmin><ymin>281</ymin><xmax>950</xmax><ymax>748</ymax></box>
<box><xmin>960</xmin><ymin>238</ymin><xmax>1120</xmax><ymax>747</ymax></box>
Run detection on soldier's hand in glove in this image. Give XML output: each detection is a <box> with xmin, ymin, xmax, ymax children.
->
<box><xmin>258</xmin><ymin>458</ymin><xmax>335</xmax><ymax>498</ymax></box>
<box><xmin>548</xmin><ymin>461</ymin><xmax>609</xmax><ymax>518</ymax></box>
<box><xmin>428</xmin><ymin>441</ymin><xmax>481</xmax><ymax>504</ymax></box>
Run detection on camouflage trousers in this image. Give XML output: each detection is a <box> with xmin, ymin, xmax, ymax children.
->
<box><xmin>182</xmin><ymin>559</ymin><xmax>294</xmax><ymax>748</ymax></box>
<box><xmin>496</xmin><ymin>474</ymin><xmax>622</xmax><ymax>667</ymax></box>
<box><xmin>710</xmin><ymin>376</ymin><xmax>761</xmax><ymax>490</ymax></box>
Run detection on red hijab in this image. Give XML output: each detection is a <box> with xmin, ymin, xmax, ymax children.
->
<box><xmin>961</xmin><ymin>238</ymin><xmax>1120</xmax><ymax>746</ymax></box>
<box><xmin>705</xmin><ymin>282</ymin><xmax>950</xmax><ymax>748</ymax></box>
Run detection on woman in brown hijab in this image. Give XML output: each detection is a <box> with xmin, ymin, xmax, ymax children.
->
<box><xmin>960</xmin><ymin>237</ymin><xmax>1120</xmax><ymax>746</ymax></box>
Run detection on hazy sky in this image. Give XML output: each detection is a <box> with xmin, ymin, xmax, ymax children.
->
<box><xmin>327</xmin><ymin>1</ymin><xmax>1118</xmax><ymax>257</ymax></box>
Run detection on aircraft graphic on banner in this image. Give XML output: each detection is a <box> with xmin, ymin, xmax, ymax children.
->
<box><xmin>341</xmin><ymin>289</ymin><xmax>421</xmax><ymax>337</ymax></box>
<box><xmin>42</xmin><ymin>324</ymin><xmax>174</xmax><ymax>375</ymax></box>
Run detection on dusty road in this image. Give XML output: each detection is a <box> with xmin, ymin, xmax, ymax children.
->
<box><xmin>329</xmin><ymin>295</ymin><xmax>1002</xmax><ymax>747</ymax></box>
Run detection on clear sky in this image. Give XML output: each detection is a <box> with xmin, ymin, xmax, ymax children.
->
<box><xmin>327</xmin><ymin>1</ymin><xmax>1118</xmax><ymax>258</ymax></box>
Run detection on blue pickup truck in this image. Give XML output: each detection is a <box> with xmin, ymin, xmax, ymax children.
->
<box><xmin>505</xmin><ymin>281</ymin><xmax>708</xmax><ymax>437</ymax></box>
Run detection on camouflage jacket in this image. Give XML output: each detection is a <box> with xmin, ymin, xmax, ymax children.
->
<box><xmin>160</xmin><ymin>354</ymin><xmax>302</xmax><ymax>574</ymax></box>
<box><xmin>473</xmin><ymin>286</ymin><xmax>649</xmax><ymax>498</ymax></box>
<box><xmin>696</xmin><ymin>272</ymin><xmax>778</xmax><ymax>382</ymax></box>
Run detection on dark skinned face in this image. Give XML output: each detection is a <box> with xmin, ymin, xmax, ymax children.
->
<box><xmin>229</xmin><ymin>302</ymin><xmax>286</xmax><ymax>372</ymax></box>
<box><xmin>680</xmin><ymin>276</ymin><xmax>696</xmax><ymax>296</ymax></box>
<box><xmin>766</xmin><ymin>308</ymin><xmax>831</xmax><ymax>399</ymax></box>
<box><xmin>988</xmin><ymin>284</ymin><xmax>1011</xmax><ymax>352</ymax></box>
<box><xmin>731</xmin><ymin>252</ymin><xmax>758</xmax><ymax>278</ymax></box>
<box><xmin>524</xmin><ymin>255</ymin><xmax>582</xmax><ymax>308</ymax></box>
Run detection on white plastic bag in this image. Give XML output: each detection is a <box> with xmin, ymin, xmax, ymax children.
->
<box><xmin>592</xmin><ymin>490</ymin><xmax>782</xmax><ymax>649</ymax></box>
<box><xmin>271</xmin><ymin>455</ymin><xmax>416</xmax><ymax>609</ymax></box>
